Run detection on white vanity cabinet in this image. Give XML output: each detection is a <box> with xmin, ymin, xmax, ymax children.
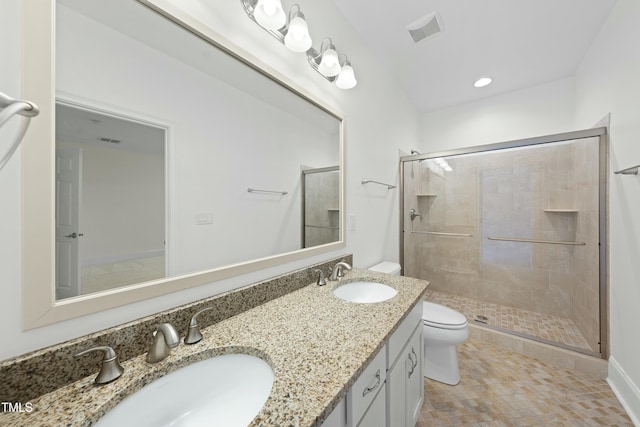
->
<box><xmin>321</xmin><ymin>301</ymin><xmax>424</xmax><ymax>427</ymax></box>
<box><xmin>347</xmin><ymin>344</ymin><xmax>387</xmax><ymax>426</ymax></box>
<box><xmin>386</xmin><ymin>302</ymin><xmax>424</xmax><ymax>427</ymax></box>
<box><xmin>321</xmin><ymin>346</ymin><xmax>386</xmax><ymax>427</ymax></box>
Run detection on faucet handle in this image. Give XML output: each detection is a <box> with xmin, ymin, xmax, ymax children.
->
<box><xmin>313</xmin><ymin>269</ymin><xmax>327</xmax><ymax>286</ymax></box>
<box><xmin>75</xmin><ymin>346</ymin><xmax>124</xmax><ymax>384</ymax></box>
<box><xmin>184</xmin><ymin>307</ymin><xmax>215</xmax><ymax>345</ymax></box>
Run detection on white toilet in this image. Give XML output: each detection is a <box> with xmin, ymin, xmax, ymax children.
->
<box><xmin>368</xmin><ymin>262</ymin><xmax>469</xmax><ymax>386</ymax></box>
<box><xmin>421</xmin><ymin>301</ymin><xmax>468</xmax><ymax>385</ymax></box>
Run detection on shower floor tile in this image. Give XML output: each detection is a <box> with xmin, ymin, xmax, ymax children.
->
<box><xmin>424</xmin><ymin>290</ymin><xmax>594</xmax><ymax>353</ymax></box>
<box><xmin>418</xmin><ymin>339</ymin><xmax>633</xmax><ymax>426</ymax></box>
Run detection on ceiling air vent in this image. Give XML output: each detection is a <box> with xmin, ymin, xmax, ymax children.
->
<box><xmin>97</xmin><ymin>137</ymin><xmax>121</xmax><ymax>144</ymax></box>
<box><xmin>407</xmin><ymin>11</ymin><xmax>444</xmax><ymax>44</ymax></box>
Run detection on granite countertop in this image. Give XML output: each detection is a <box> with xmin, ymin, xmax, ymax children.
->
<box><xmin>2</xmin><ymin>268</ymin><xmax>428</xmax><ymax>427</ymax></box>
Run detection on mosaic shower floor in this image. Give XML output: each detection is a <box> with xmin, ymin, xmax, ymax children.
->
<box><xmin>424</xmin><ymin>290</ymin><xmax>595</xmax><ymax>353</ymax></box>
<box><xmin>418</xmin><ymin>339</ymin><xmax>633</xmax><ymax>426</ymax></box>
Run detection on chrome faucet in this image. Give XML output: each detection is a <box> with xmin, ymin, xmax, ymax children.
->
<box><xmin>329</xmin><ymin>261</ymin><xmax>352</xmax><ymax>281</ymax></box>
<box><xmin>184</xmin><ymin>307</ymin><xmax>215</xmax><ymax>345</ymax></box>
<box><xmin>146</xmin><ymin>323</ymin><xmax>180</xmax><ymax>363</ymax></box>
<box><xmin>75</xmin><ymin>346</ymin><xmax>124</xmax><ymax>384</ymax></box>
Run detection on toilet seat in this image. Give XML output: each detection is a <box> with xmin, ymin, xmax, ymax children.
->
<box><xmin>423</xmin><ymin>301</ymin><xmax>468</xmax><ymax>330</ymax></box>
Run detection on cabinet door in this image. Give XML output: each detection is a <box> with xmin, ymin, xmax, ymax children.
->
<box><xmin>357</xmin><ymin>385</ymin><xmax>386</xmax><ymax>427</ymax></box>
<box><xmin>387</xmin><ymin>349</ymin><xmax>408</xmax><ymax>427</ymax></box>
<box><xmin>405</xmin><ymin>324</ymin><xmax>424</xmax><ymax>426</ymax></box>
<box><xmin>387</xmin><ymin>324</ymin><xmax>424</xmax><ymax>427</ymax></box>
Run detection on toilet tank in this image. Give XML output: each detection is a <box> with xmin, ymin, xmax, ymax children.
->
<box><xmin>368</xmin><ymin>261</ymin><xmax>401</xmax><ymax>276</ymax></box>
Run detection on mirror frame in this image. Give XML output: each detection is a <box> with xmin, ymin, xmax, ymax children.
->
<box><xmin>21</xmin><ymin>0</ymin><xmax>345</xmax><ymax>329</ymax></box>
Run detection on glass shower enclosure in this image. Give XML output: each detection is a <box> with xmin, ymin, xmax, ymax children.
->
<box><xmin>400</xmin><ymin>128</ymin><xmax>607</xmax><ymax>358</ymax></box>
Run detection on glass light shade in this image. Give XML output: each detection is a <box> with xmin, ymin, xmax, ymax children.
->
<box><xmin>284</xmin><ymin>15</ymin><xmax>312</xmax><ymax>52</ymax></box>
<box><xmin>254</xmin><ymin>0</ymin><xmax>286</xmax><ymax>30</ymax></box>
<box><xmin>318</xmin><ymin>48</ymin><xmax>341</xmax><ymax>77</ymax></box>
<box><xmin>336</xmin><ymin>64</ymin><xmax>357</xmax><ymax>89</ymax></box>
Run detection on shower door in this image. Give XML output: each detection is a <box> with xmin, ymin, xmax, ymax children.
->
<box><xmin>401</xmin><ymin>129</ymin><xmax>607</xmax><ymax>357</ymax></box>
<box><xmin>302</xmin><ymin>166</ymin><xmax>340</xmax><ymax>248</ymax></box>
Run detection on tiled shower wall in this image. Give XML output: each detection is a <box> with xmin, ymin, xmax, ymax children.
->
<box><xmin>403</xmin><ymin>137</ymin><xmax>601</xmax><ymax>352</ymax></box>
<box><xmin>303</xmin><ymin>168</ymin><xmax>340</xmax><ymax>248</ymax></box>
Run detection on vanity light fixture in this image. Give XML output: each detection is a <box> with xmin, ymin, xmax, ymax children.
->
<box><xmin>335</xmin><ymin>55</ymin><xmax>357</xmax><ymax>89</ymax></box>
<box><xmin>473</xmin><ymin>77</ymin><xmax>493</xmax><ymax>88</ymax></box>
<box><xmin>283</xmin><ymin>5</ymin><xmax>312</xmax><ymax>52</ymax></box>
<box><xmin>307</xmin><ymin>40</ymin><xmax>358</xmax><ymax>88</ymax></box>
<box><xmin>253</xmin><ymin>0</ymin><xmax>286</xmax><ymax>30</ymax></box>
<box><xmin>242</xmin><ymin>0</ymin><xmax>357</xmax><ymax>89</ymax></box>
<box><xmin>316</xmin><ymin>38</ymin><xmax>341</xmax><ymax>77</ymax></box>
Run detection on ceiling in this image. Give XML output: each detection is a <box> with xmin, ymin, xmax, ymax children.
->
<box><xmin>331</xmin><ymin>0</ymin><xmax>617</xmax><ymax>113</ymax></box>
<box><xmin>56</xmin><ymin>103</ymin><xmax>165</xmax><ymax>155</ymax></box>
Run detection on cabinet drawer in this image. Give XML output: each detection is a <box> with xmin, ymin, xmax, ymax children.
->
<box><xmin>357</xmin><ymin>383</ymin><xmax>386</xmax><ymax>427</ymax></box>
<box><xmin>347</xmin><ymin>345</ymin><xmax>386</xmax><ymax>426</ymax></box>
<box><xmin>387</xmin><ymin>301</ymin><xmax>422</xmax><ymax>368</ymax></box>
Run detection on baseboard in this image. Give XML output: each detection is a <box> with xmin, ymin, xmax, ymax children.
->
<box><xmin>608</xmin><ymin>357</ymin><xmax>640</xmax><ymax>426</ymax></box>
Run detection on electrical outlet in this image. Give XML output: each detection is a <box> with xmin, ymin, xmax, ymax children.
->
<box><xmin>196</xmin><ymin>212</ymin><xmax>213</xmax><ymax>225</ymax></box>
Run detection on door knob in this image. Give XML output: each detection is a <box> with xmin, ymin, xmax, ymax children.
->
<box><xmin>64</xmin><ymin>232</ymin><xmax>83</xmax><ymax>238</ymax></box>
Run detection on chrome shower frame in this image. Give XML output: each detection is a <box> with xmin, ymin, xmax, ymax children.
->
<box><xmin>399</xmin><ymin>127</ymin><xmax>609</xmax><ymax>359</ymax></box>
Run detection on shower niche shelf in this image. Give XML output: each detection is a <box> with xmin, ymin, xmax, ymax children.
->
<box><xmin>543</xmin><ymin>209</ymin><xmax>578</xmax><ymax>213</ymax></box>
<box><xmin>416</xmin><ymin>193</ymin><xmax>437</xmax><ymax>197</ymax></box>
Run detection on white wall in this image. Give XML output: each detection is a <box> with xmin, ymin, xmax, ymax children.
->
<box><xmin>0</xmin><ymin>0</ymin><xmax>24</xmax><ymax>360</ymax></box>
<box><xmin>420</xmin><ymin>77</ymin><xmax>575</xmax><ymax>152</ymax></box>
<box><xmin>574</xmin><ymin>0</ymin><xmax>640</xmax><ymax>423</ymax></box>
<box><xmin>0</xmin><ymin>0</ymin><xmax>419</xmax><ymax>360</ymax></box>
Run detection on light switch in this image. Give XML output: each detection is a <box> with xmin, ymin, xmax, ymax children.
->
<box><xmin>348</xmin><ymin>214</ymin><xmax>356</xmax><ymax>231</ymax></box>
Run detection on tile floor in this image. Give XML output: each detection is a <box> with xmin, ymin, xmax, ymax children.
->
<box><xmin>425</xmin><ymin>290</ymin><xmax>594</xmax><ymax>353</ymax></box>
<box><xmin>81</xmin><ymin>255</ymin><xmax>165</xmax><ymax>295</ymax></box>
<box><xmin>418</xmin><ymin>339</ymin><xmax>633</xmax><ymax>426</ymax></box>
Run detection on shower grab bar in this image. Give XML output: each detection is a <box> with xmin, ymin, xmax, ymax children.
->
<box><xmin>613</xmin><ymin>163</ymin><xmax>640</xmax><ymax>175</ymax></box>
<box><xmin>488</xmin><ymin>237</ymin><xmax>585</xmax><ymax>246</ymax></box>
<box><xmin>361</xmin><ymin>178</ymin><xmax>397</xmax><ymax>189</ymax></box>
<box><xmin>411</xmin><ymin>231</ymin><xmax>472</xmax><ymax>237</ymax></box>
<box><xmin>247</xmin><ymin>188</ymin><xmax>288</xmax><ymax>195</ymax></box>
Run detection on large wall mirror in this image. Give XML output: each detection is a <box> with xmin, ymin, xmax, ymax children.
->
<box><xmin>22</xmin><ymin>0</ymin><xmax>344</xmax><ymax>328</ymax></box>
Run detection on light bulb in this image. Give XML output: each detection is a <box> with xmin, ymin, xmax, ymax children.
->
<box><xmin>336</xmin><ymin>63</ymin><xmax>357</xmax><ymax>89</ymax></box>
<box><xmin>284</xmin><ymin>14</ymin><xmax>312</xmax><ymax>52</ymax></box>
<box><xmin>318</xmin><ymin>47</ymin><xmax>340</xmax><ymax>77</ymax></box>
<box><xmin>254</xmin><ymin>0</ymin><xmax>286</xmax><ymax>30</ymax></box>
<box><xmin>262</xmin><ymin>1</ymin><xmax>276</xmax><ymax>15</ymax></box>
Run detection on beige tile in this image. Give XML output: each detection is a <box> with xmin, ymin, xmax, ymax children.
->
<box><xmin>420</xmin><ymin>339</ymin><xmax>632</xmax><ymax>426</ymax></box>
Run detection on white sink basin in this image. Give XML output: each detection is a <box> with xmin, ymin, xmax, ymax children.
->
<box><xmin>96</xmin><ymin>353</ymin><xmax>273</xmax><ymax>427</ymax></box>
<box><xmin>333</xmin><ymin>281</ymin><xmax>398</xmax><ymax>303</ymax></box>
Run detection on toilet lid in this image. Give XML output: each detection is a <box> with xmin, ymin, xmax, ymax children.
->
<box><xmin>423</xmin><ymin>301</ymin><xmax>468</xmax><ymax>329</ymax></box>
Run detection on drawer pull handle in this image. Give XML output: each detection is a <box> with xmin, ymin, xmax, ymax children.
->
<box><xmin>408</xmin><ymin>352</ymin><xmax>415</xmax><ymax>377</ymax></box>
<box><xmin>362</xmin><ymin>369</ymin><xmax>381</xmax><ymax>397</ymax></box>
<box><xmin>408</xmin><ymin>347</ymin><xmax>418</xmax><ymax>378</ymax></box>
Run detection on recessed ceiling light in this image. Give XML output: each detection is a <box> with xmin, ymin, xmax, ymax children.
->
<box><xmin>474</xmin><ymin>77</ymin><xmax>493</xmax><ymax>88</ymax></box>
